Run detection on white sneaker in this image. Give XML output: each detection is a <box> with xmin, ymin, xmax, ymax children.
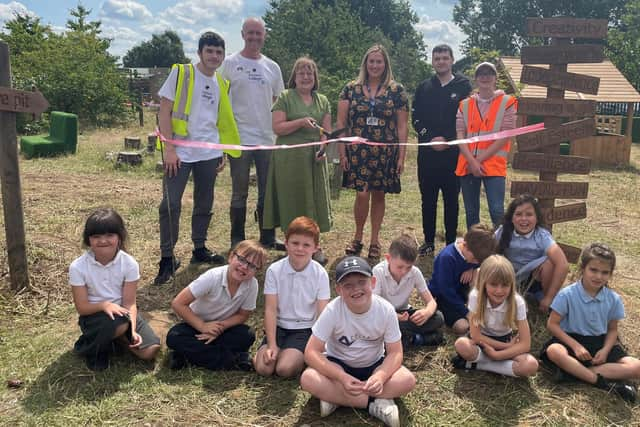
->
<box><xmin>320</xmin><ymin>400</ymin><xmax>338</xmax><ymax>417</ymax></box>
<box><xmin>368</xmin><ymin>398</ymin><xmax>400</xmax><ymax>427</ymax></box>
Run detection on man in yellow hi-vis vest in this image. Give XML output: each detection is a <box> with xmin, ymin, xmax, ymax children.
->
<box><xmin>155</xmin><ymin>31</ymin><xmax>240</xmax><ymax>285</ymax></box>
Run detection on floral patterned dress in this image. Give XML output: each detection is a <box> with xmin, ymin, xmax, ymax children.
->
<box><xmin>340</xmin><ymin>80</ymin><xmax>409</xmax><ymax>193</ymax></box>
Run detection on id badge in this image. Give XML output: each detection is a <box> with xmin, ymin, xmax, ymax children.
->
<box><xmin>366</xmin><ymin>116</ymin><xmax>379</xmax><ymax>126</ymax></box>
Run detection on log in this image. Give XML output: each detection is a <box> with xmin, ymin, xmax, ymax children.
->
<box><xmin>124</xmin><ymin>136</ymin><xmax>141</xmax><ymax>150</ymax></box>
<box><xmin>116</xmin><ymin>151</ymin><xmax>143</xmax><ymax>166</ymax></box>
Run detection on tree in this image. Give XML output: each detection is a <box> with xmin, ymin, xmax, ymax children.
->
<box><xmin>66</xmin><ymin>3</ymin><xmax>102</xmax><ymax>35</ymax></box>
<box><xmin>607</xmin><ymin>0</ymin><xmax>640</xmax><ymax>91</ymax></box>
<box><xmin>453</xmin><ymin>0</ymin><xmax>627</xmax><ymax>55</ymax></box>
<box><xmin>122</xmin><ymin>31</ymin><xmax>189</xmax><ymax>67</ymax></box>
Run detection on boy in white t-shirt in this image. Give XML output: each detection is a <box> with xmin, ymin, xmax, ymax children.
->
<box><xmin>300</xmin><ymin>256</ymin><xmax>416</xmax><ymax>427</ymax></box>
<box><xmin>373</xmin><ymin>234</ymin><xmax>444</xmax><ymax>349</ymax></box>
<box><xmin>166</xmin><ymin>240</ymin><xmax>267</xmax><ymax>370</ymax></box>
<box><xmin>253</xmin><ymin>216</ymin><xmax>330</xmax><ymax>378</ymax></box>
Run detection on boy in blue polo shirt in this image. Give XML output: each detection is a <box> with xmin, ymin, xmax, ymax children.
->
<box><xmin>541</xmin><ymin>243</ymin><xmax>640</xmax><ymax>402</ymax></box>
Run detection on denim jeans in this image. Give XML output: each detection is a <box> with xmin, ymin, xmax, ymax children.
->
<box><xmin>459</xmin><ymin>175</ymin><xmax>505</xmax><ymax>229</ymax></box>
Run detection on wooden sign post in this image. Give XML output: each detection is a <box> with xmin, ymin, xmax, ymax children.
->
<box><xmin>0</xmin><ymin>42</ymin><xmax>49</xmax><ymax>290</ymax></box>
<box><xmin>513</xmin><ymin>18</ymin><xmax>608</xmax><ymax>263</ymax></box>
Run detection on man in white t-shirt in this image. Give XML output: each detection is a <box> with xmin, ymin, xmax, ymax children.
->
<box><xmin>219</xmin><ymin>17</ymin><xmax>285</xmax><ymax>251</ymax></box>
<box><xmin>154</xmin><ymin>32</ymin><xmax>232</xmax><ymax>285</ymax></box>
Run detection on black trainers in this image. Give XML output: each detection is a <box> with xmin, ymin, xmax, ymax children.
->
<box><xmin>190</xmin><ymin>247</ymin><xmax>225</xmax><ymax>265</ymax></box>
<box><xmin>261</xmin><ymin>239</ymin><xmax>286</xmax><ymax>252</ymax></box>
<box><xmin>611</xmin><ymin>382</ymin><xmax>638</xmax><ymax>403</ymax></box>
<box><xmin>421</xmin><ymin>330</ymin><xmax>444</xmax><ymax>346</ymax></box>
<box><xmin>551</xmin><ymin>365</ymin><xmax>570</xmax><ymax>383</ymax></box>
<box><xmin>168</xmin><ymin>350</ymin><xmax>187</xmax><ymax>370</ymax></box>
<box><xmin>233</xmin><ymin>352</ymin><xmax>253</xmax><ymax>372</ymax></box>
<box><xmin>418</xmin><ymin>242</ymin><xmax>435</xmax><ymax>257</ymax></box>
<box><xmin>312</xmin><ymin>248</ymin><xmax>328</xmax><ymax>266</ymax></box>
<box><xmin>451</xmin><ymin>354</ymin><xmax>475</xmax><ymax>371</ymax></box>
<box><xmin>153</xmin><ymin>257</ymin><xmax>180</xmax><ymax>285</ymax></box>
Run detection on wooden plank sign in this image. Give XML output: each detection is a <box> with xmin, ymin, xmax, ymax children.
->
<box><xmin>517</xmin><ymin>118</ymin><xmax>595</xmax><ymax>152</ymax></box>
<box><xmin>518</xmin><ymin>97</ymin><xmax>596</xmax><ymax>118</ymax></box>
<box><xmin>0</xmin><ymin>87</ymin><xmax>49</xmax><ymax>114</ymax></box>
<box><xmin>511</xmin><ymin>181</ymin><xmax>589</xmax><ymax>199</ymax></box>
<box><xmin>541</xmin><ymin>202</ymin><xmax>587</xmax><ymax>224</ymax></box>
<box><xmin>512</xmin><ymin>152</ymin><xmax>591</xmax><ymax>174</ymax></box>
<box><xmin>521</xmin><ymin>44</ymin><xmax>604</xmax><ymax>64</ymax></box>
<box><xmin>558</xmin><ymin>242</ymin><xmax>582</xmax><ymax>264</ymax></box>
<box><xmin>520</xmin><ymin>66</ymin><xmax>600</xmax><ymax>94</ymax></box>
<box><xmin>526</xmin><ymin>18</ymin><xmax>608</xmax><ymax>39</ymax></box>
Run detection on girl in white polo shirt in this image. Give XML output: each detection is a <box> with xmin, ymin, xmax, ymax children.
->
<box><xmin>453</xmin><ymin>255</ymin><xmax>538</xmax><ymax>377</ymax></box>
<box><xmin>70</xmin><ymin>208</ymin><xmax>161</xmax><ymax>371</ymax></box>
<box><xmin>166</xmin><ymin>240</ymin><xmax>267</xmax><ymax>370</ymax></box>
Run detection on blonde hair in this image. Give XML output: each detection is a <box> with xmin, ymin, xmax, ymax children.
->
<box><xmin>233</xmin><ymin>240</ymin><xmax>268</xmax><ymax>270</ymax></box>
<box><xmin>287</xmin><ymin>56</ymin><xmax>319</xmax><ymax>91</ymax></box>
<box><xmin>355</xmin><ymin>44</ymin><xmax>393</xmax><ymax>88</ymax></box>
<box><xmin>471</xmin><ymin>255</ymin><xmax>518</xmax><ymax>331</ymax></box>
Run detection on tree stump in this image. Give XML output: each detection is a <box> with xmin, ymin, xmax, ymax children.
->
<box><xmin>124</xmin><ymin>136</ymin><xmax>141</xmax><ymax>150</ymax></box>
<box><xmin>116</xmin><ymin>151</ymin><xmax>142</xmax><ymax>166</ymax></box>
<box><xmin>147</xmin><ymin>133</ymin><xmax>157</xmax><ymax>153</ymax></box>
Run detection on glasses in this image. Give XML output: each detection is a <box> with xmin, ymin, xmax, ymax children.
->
<box><xmin>234</xmin><ymin>251</ymin><xmax>259</xmax><ymax>272</ymax></box>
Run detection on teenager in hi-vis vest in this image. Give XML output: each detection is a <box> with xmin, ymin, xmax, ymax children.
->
<box><xmin>455</xmin><ymin>62</ymin><xmax>517</xmax><ymax>229</ymax></box>
<box><xmin>155</xmin><ymin>31</ymin><xmax>240</xmax><ymax>286</ymax></box>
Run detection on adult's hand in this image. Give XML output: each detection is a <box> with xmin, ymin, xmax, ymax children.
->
<box><xmin>163</xmin><ymin>148</ymin><xmax>181</xmax><ymax>178</ymax></box>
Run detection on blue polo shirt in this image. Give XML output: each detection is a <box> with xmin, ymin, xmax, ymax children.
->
<box><xmin>550</xmin><ymin>280</ymin><xmax>624</xmax><ymax>336</ymax></box>
<box><xmin>495</xmin><ymin>226</ymin><xmax>555</xmax><ymax>273</ymax></box>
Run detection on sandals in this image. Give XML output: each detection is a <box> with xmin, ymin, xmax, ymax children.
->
<box><xmin>367</xmin><ymin>243</ymin><xmax>382</xmax><ymax>262</ymax></box>
<box><xmin>345</xmin><ymin>239</ymin><xmax>364</xmax><ymax>256</ymax></box>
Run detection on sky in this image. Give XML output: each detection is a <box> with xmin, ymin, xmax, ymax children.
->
<box><xmin>0</xmin><ymin>0</ymin><xmax>465</xmax><ymax>63</ymax></box>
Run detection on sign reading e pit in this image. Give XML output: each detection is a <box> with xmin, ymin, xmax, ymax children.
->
<box><xmin>0</xmin><ymin>87</ymin><xmax>49</xmax><ymax>114</ymax></box>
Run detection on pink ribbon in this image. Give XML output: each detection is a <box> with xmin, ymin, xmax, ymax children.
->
<box><xmin>154</xmin><ymin>123</ymin><xmax>545</xmax><ymax>151</ymax></box>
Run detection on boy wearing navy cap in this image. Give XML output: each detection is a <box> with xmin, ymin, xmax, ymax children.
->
<box><xmin>300</xmin><ymin>256</ymin><xmax>416</xmax><ymax>427</ymax></box>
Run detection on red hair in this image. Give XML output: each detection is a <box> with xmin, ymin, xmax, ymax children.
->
<box><xmin>285</xmin><ymin>216</ymin><xmax>320</xmax><ymax>245</ymax></box>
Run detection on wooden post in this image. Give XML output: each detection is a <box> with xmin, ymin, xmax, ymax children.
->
<box><xmin>626</xmin><ymin>102</ymin><xmax>635</xmax><ymax>143</ymax></box>
<box><xmin>0</xmin><ymin>42</ymin><xmax>29</xmax><ymax>290</ymax></box>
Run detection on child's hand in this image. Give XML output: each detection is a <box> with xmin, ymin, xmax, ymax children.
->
<box><xmin>195</xmin><ymin>332</ymin><xmax>218</xmax><ymax>344</ymax></box>
<box><xmin>481</xmin><ymin>342</ymin><xmax>499</xmax><ymax>359</ymax></box>
<box><xmin>592</xmin><ymin>348</ymin><xmax>609</xmax><ymax>365</ymax></box>
<box><xmin>460</xmin><ymin>268</ymin><xmax>474</xmax><ymax>285</ymax></box>
<box><xmin>129</xmin><ymin>332</ymin><xmax>142</xmax><ymax>348</ymax></box>
<box><xmin>201</xmin><ymin>321</ymin><xmax>224</xmax><ymax>337</ymax></box>
<box><xmin>397</xmin><ymin>312</ymin><xmax>409</xmax><ymax>322</ymax></box>
<box><xmin>572</xmin><ymin>344</ymin><xmax>592</xmax><ymax>361</ymax></box>
<box><xmin>103</xmin><ymin>302</ymin><xmax>128</xmax><ymax>320</ymax></box>
<box><xmin>264</xmin><ymin>345</ymin><xmax>280</xmax><ymax>364</ymax></box>
<box><xmin>340</xmin><ymin>373</ymin><xmax>365</xmax><ymax>396</ymax></box>
<box><xmin>409</xmin><ymin>309</ymin><xmax>428</xmax><ymax>326</ymax></box>
<box><xmin>363</xmin><ymin>372</ymin><xmax>385</xmax><ymax>396</ymax></box>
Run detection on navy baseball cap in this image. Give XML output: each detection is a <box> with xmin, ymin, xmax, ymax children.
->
<box><xmin>335</xmin><ymin>256</ymin><xmax>372</xmax><ymax>283</ymax></box>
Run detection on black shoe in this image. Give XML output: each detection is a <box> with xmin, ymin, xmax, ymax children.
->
<box><xmin>233</xmin><ymin>352</ymin><xmax>253</xmax><ymax>372</ymax></box>
<box><xmin>190</xmin><ymin>247</ymin><xmax>225</xmax><ymax>265</ymax></box>
<box><xmin>312</xmin><ymin>248</ymin><xmax>328</xmax><ymax>266</ymax></box>
<box><xmin>261</xmin><ymin>238</ymin><xmax>286</xmax><ymax>252</ymax></box>
<box><xmin>611</xmin><ymin>382</ymin><xmax>638</xmax><ymax>403</ymax></box>
<box><xmin>418</xmin><ymin>242</ymin><xmax>435</xmax><ymax>257</ymax></box>
<box><xmin>551</xmin><ymin>365</ymin><xmax>570</xmax><ymax>383</ymax></box>
<box><xmin>153</xmin><ymin>257</ymin><xmax>180</xmax><ymax>285</ymax></box>
<box><xmin>421</xmin><ymin>330</ymin><xmax>444</xmax><ymax>346</ymax></box>
<box><xmin>86</xmin><ymin>352</ymin><xmax>109</xmax><ymax>371</ymax></box>
<box><xmin>168</xmin><ymin>350</ymin><xmax>187</xmax><ymax>370</ymax></box>
<box><xmin>451</xmin><ymin>354</ymin><xmax>475</xmax><ymax>371</ymax></box>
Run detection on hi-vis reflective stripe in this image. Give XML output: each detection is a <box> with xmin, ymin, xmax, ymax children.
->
<box><xmin>473</xmin><ymin>147</ymin><xmax>510</xmax><ymax>158</ymax></box>
<box><xmin>171</xmin><ymin>64</ymin><xmax>194</xmax><ymax>135</ymax></box>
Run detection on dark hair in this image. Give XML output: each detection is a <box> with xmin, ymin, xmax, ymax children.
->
<box><xmin>82</xmin><ymin>207</ymin><xmax>127</xmax><ymax>251</ymax></box>
<box><xmin>464</xmin><ymin>224</ymin><xmax>497</xmax><ymax>263</ymax></box>
<box><xmin>579</xmin><ymin>242</ymin><xmax>616</xmax><ymax>274</ymax></box>
<box><xmin>389</xmin><ymin>234</ymin><xmax>418</xmax><ymax>263</ymax></box>
<box><xmin>432</xmin><ymin>44</ymin><xmax>454</xmax><ymax>60</ymax></box>
<box><xmin>198</xmin><ymin>31</ymin><xmax>225</xmax><ymax>53</ymax></box>
<box><xmin>285</xmin><ymin>216</ymin><xmax>320</xmax><ymax>245</ymax></box>
<box><xmin>498</xmin><ymin>194</ymin><xmax>546</xmax><ymax>254</ymax></box>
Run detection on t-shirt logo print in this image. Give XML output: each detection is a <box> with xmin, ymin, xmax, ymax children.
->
<box><xmin>339</xmin><ymin>335</ymin><xmax>355</xmax><ymax>346</ymax></box>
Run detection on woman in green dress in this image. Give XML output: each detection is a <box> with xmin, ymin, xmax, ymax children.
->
<box><xmin>263</xmin><ymin>57</ymin><xmax>332</xmax><ymax>263</ymax></box>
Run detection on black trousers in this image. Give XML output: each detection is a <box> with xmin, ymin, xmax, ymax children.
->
<box><xmin>166</xmin><ymin>322</ymin><xmax>255</xmax><ymax>370</ymax></box>
<box><xmin>417</xmin><ymin>169</ymin><xmax>460</xmax><ymax>245</ymax></box>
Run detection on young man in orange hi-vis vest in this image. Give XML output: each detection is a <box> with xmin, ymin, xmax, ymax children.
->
<box><xmin>155</xmin><ymin>31</ymin><xmax>240</xmax><ymax>285</ymax></box>
<box><xmin>455</xmin><ymin>62</ymin><xmax>517</xmax><ymax>229</ymax></box>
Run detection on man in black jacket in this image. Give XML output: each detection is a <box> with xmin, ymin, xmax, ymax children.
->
<box><xmin>412</xmin><ymin>44</ymin><xmax>472</xmax><ymax>256</ymax></box>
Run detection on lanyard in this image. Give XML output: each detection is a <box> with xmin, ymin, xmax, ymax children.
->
<box><xmin>365</xmin><ymin>81</ymin><xmax>381</xmax><ymax>113</ymax></box>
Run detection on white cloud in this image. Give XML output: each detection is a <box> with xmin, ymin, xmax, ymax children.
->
<box><xmin>101</xmin><ymin>0</ymin><xmax>152</xmax><ymax>21</ymax></box>
<box><xmin>0</xmin><ymin>1</ymin><xmax>36</xmax><ymax>29</ymax></box>
<box><xmin>160</xmin><ymin>0</ymin><xmax>244</xmax><ymax>26</ymax></box>
<box><xmin>415</xmin><ymin>15</ymin><xmax>466</xmax><ymax>59</ymax></box>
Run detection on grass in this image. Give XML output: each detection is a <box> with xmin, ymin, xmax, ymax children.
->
<box><xmin>1</xmin><ymin>112</ymin><xmax>639</xmax><ymax>426</ymax></box>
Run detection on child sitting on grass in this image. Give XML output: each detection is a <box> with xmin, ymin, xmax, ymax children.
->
<box><xmin>453</xmin><ymin>255</ymin><xmax>538</xmax><ymax>377</ymax></box>
<box><xmin>300</xmin><ymin>256</ymin><xmax>416</xmax><ymax>427</ymax></box>
<box><xmin>166</xmin><ymin>240</ymin><xmax>267</xmax><ymax>371</ymax></box>
<box><xmin>253</xmin><ymin>216</ymin><xmax>330</xmax><ymax>378</ymax></box>
<box><xmin>428</xmin><ymin>224</ymin><xmax>496</xmax><ymax>335</ymax></box>
<box><xmin>70</xmin><ymin>208</ymin><xmax>160</xmax><ymax>371</ymax></box>
<box><xmin>373</xmin><ymin>234</ymin><xmax>444</xmax><ymax>348</ymax></box>
<box><xmin>541</xmin><ymin>243</ymin><xmax>640</xmax><ymax>402</ymax></box>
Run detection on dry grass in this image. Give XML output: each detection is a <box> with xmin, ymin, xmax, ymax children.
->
<box><xmin>1</xmin><ymin>113</ymin><xmax>639</xmax><ymax>426</ymax></box>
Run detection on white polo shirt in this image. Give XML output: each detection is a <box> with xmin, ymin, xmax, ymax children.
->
<box><xmin>69</xmin><ymin>250</ymin><xmax>140</xmax><ymax>305</ymax></box>
<box><xmin>312</xmin><ymin>295</ymin><xmax>401</xmax><ymax>368</ymax></box>
<box><xmin>188</xmin><ymin>265</ymin><xmax>258</xmax><ymax>322</ymax></box>
<box><xmin>372</xmin><ymin>260</ymin><xmax>428</xmax><ymax>310</ymax></box>
<box><xmin>264</xmin><ymin>257</ymin><xmax>330</xmax><ymax>329</ymax></box>
<box><xmin>468</xmin><ymin>288</ymin><xmax>527</xmax><ymax>337</ymax></box>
